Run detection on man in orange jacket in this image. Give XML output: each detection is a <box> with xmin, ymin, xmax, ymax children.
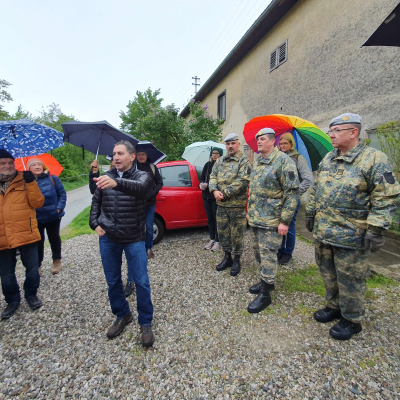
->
<box><xmin>0</xmin><ymin>149</ymin><xmax>45</xmax><ymax>319</ymax></box>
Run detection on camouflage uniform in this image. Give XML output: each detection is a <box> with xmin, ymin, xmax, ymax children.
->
<box><xmin>209</xmin><ymin>150</ymin><xmax>251</xmax><ymax>255</ymax></box>
<box><xmin>307</xmin><ymin>140</ymin><xmax>400</xmax><ymax>322</ymax></box>
<box><xmin>247</xmin><ymin>147</ymin><xmax>300</xmax><ymax>284</ymax></box>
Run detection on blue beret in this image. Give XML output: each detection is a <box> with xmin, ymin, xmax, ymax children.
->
<box><xmin>255</xmin><ymin>128</ymin><xmax>275</xmax><ymax>139</ymax></box>
<box><xmin>329</xmin><ymin>113</ymin><xmax>361</xmax><ymax>128</ymax></box>
<box><xmin>224</xmin><ymin>133</ymin><xmax>239</xmax><ymax>142</ymax></box>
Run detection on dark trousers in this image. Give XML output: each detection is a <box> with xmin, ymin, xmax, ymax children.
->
<box><xmin>0</xmin><ymin>242</ymin><xmax>40</xmax><ymax>304</ymax></box>
<box><xmin>203</xmin><ymin>199</ymin><xmax>219</xmax><ymax>242</ymax></box>
<box><xmin>38</xmin><ymin>218</ymin><xmax>62</xmax><ymax>266</ymax></box>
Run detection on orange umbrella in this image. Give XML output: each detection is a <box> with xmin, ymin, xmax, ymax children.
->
<box><xmin>15</xmin><ymin>153</ymin><xmax>63</xmax><ymax>176</ymax></box>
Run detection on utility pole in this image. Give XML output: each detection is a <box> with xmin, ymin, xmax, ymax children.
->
<box><xmin>192</xmin><ymin>76</ymin><xmax>200</xmax><ymax>94</ymax></box>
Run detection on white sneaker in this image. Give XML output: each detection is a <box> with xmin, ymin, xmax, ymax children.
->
<box><xmin>211</xmin><ymin>242</ymin><xmax>220</xmax><ymax>252</ymax></box>
<box><xmin>204</xmin><ymin>240</ymin><xmax>214</xmax><ymax>250</ymax></box>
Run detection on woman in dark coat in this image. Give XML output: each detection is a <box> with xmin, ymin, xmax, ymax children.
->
<box><xmin>28</xmin><ymin>158</ymin><xmax>67</xmax><ymax>275</ymax></box>
<box><xmin>200</xmin><ymin>148</ymin><xmax>222</xmax><ymax>251</ymax></box>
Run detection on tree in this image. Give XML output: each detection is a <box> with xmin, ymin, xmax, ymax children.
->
<box><xmin>135</xmin><ymin>106</ymin><xmax>187</xmax><ymax>161</ymax></box>
<box><xmin>135</xmin><ymin>100</ymin><xmax>224</xmax><ymax>161</ymax></box>
<box><xmin>120</xmin><ymin>88</ymin><xmax>163</xmax><ymax>134</ymax></box>
<box><xmin>0</xmin><ymin>79</ymin><xmax>12</xmax><ymax>120</ymax></box>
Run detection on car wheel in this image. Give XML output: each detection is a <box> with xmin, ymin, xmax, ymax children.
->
<box><xmin>153</xmin><ymin>217</ymin><xmax>165</xmax><ymax>245</ymax></box>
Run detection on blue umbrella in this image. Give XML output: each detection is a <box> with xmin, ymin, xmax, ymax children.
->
<box><xmin>136</xmin><ymin>141</ymin><xmax>167</xmax><ymax>165</ymax></box>
<box><xmin>0</xmin><ymin>119</ymin><xmax>64</xmax><ymax>158</ymax></box>
<box><xmin>62</xmin><ymin>120</ymin><xmax>139</xmax><ymax>159</ymax></box>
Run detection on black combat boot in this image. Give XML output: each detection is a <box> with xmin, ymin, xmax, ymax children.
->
<box><xmin>248</xmin><ymin>281</ymin><xmax>262</xmax><ymax>294</ymax></box>
<box><xmin>216</xmin><ymin>252</ymin><xmax>233</xmax><ymax>271</ymax></box>
<box><xmin>314</xmin><ymin>307</ymin><xmax>341</xmax><ymax>323</ymax></box>
<box><xmin>329</xmin><ymin>317</ymin><xmax>362</xmax><ymax>340</ymax></box>
<box><xmin>247</xmin><ymin>281</ymin><xmax>274</xmax><ymax>313</ymax></box>
<box><xmin>230</xmin><ymin>255</ymin><xmax>241</xmax><ymax>276</ymax></box>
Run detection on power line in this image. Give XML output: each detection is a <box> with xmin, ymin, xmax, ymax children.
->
<box><xmin>171</xmin><ymin>0</ymin><xmax>250</xmax><ymax>106</ymax></box>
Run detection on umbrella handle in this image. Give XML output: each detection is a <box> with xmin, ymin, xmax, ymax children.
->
<box><xmin>95</xmin><ymin>131</ymin><xmax>103</xmax><ymax>160</ymax></box>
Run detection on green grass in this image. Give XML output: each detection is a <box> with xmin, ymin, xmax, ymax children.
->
<box><xmin>62</xmin><ymin>177</ymin><xmax>88</xmax><ymax>192</ymax></box>
<box><xmin>60</xmin><ymin>206</ymin><xmax>94</xmax><ymax>241</ymax></box>
<box><xmin>279</xmin><ymin>264</ymin><xmax>325</xmax><ymax>297</ymax></box>
<box><xmin>297</xmin><ymin>235</ymin><xmax>314</xmax><ymax>245</ymax></box>
<box><xmin>278</xmin><ymin>264</ymin><xmax>399</xmax><ymax>301</ymax></box>
<box><xmin>367</xmin><ymin>273</ymin><xmax>399</xmax><ymax>289</ymax></box>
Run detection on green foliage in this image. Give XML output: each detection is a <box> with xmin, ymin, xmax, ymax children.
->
<box><xmin>120</xmin><ymin>88</ymin><xmax>163</xmax><ymax>134</ymax></box>
<box><xmin>366</xmin><ymin>273</ymin><xmax>399</xmax><ymax>289</ymax></box>
<box><xmin>62</xmin><ymin>177</ymin><xmax>89</xmax><ymax>192</ymax></box>
<box><xmin>186</xmin><ymin>100</ymin><xmax>224</xmax><ymax>143</ymax></box>
<box><xmin>60</xmin><ymin>206</ymin><xmax>93</xmax><ymax>241</ymax></box>
<box><xmin>279</xmin><ymin>264</ymin><xmax>325</xmax><ymax>297</ymax></box>
<box><xmin>0</xmin><ymin>79</ymin><xmax>12</xmax><ymax>120</ymax></box>
<box><xmin>376</xmin><ymin>121</ymin><xmax>400</xmax><ymax>179</ymax></box>
<box><xmin>135</xmin><ymin>106</ymin><xmax>187</xmax><ymax>160</ymax></box>
<box><xmin>134</xmin><ymin>98</ymin><xmax>223</xmax><ymax>161</ymax></box>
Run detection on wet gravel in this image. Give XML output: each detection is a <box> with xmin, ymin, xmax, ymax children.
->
<box><xmin>1</xmin><ymin>227</ymin><xmax>399</xmax><ymax>399</ymax></box>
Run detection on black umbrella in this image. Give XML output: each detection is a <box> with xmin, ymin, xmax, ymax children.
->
<box><xmin>362</xmin><ymin>3</ymin><xmax>400</xmax><ymax>47</ymax></box>
<box><xmin>61</xmin><ymin>120</ymin><xmax>139</xmax><ymax>159</ymax></box>
<box><xmin>136</xmin><ymin>141</ymin><xmax>167</xmax><ymax>165</ymax></box>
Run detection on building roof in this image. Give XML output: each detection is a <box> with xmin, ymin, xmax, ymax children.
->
<box><xmin>180</xmin><ymin>0</ymin><xmax>299</xmax><ymax>118</ymax></box>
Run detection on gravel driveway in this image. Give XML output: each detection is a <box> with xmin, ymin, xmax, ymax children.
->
<box><xmin>1</xmin><ymin>228</ymin><xmax>399</xmax><ymax>399</ymax></box>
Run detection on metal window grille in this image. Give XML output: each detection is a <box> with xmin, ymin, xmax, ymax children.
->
<box><xmin>270</xmin><ymin>40</ymin><xmax>288</xmax><ymax>72</ymax></box>
<box><xmin>270</xmin><ymin>49</ymin><xmax>278</xmax><ymax>71</ymax></box>
<box><xmin>278</xmin><ymin>40</ymin><xmax>288</xmax><ymax>64</ymax></box>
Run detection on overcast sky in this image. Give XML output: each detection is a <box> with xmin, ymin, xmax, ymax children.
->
<box><xmin>2</xmin><ymin>0</ymin><xmax>272</xmax><ymax>127</ymax></box>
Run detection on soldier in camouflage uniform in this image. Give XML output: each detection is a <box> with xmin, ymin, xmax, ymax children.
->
<box><xmin>209</xmin><ymin>133</ymin><xmax>251</xmax><ymax>276</ymax></box>
<box><xmin>246</xmin><ymin>128</ymin><xmax>300</xmax><ymax>313</ymax></box>
<box><xmin>306</xmin><ymin>113</ymin><xmax>400</xmax><ymax>340</ymax></box>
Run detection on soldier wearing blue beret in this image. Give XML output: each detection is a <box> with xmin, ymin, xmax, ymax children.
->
<box><xmin>306</xmin><ymin>113</ymin><xmax>400</xmax><ymax>340</ymax></box>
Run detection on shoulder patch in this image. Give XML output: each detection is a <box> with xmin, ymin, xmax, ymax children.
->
<box><xmin>288</xmin><ymin>171</ymin><xmax>295</xmax><ymax>181</ymax></box>
<box><xmin>384</xmin><ymin>172</ymin><xmax>395</xmax><ymax>184</ymax></box>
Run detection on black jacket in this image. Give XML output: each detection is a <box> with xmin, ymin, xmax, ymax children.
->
<box><xmin>136</xmin><ymin>161</ymin><xmax>163</xmax><ymax>206</ymax></box>
<box><xmin>200</xmin><ymin>161</ymin><xmax>217</xmax><ymax>200</ymax></box>
<box><xmin>89</xmin><ymin>170</ymin><xmax>99</xmax><ymax>195</ymax></box>
<box><xmin>89</xmin><ymin>165</ymin><xmax>152</xmax><ymax>243</ymax></box>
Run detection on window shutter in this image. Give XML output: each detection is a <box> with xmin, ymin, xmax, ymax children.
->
<box><xmin>270</xmin><ymin>49</ymin><xmax>278</xmax><ymax>71</ymax></box>
<box><xmin>278</xmin><ymin>40</ymin><xmax>288</xmax><ymax>64</ymax></box>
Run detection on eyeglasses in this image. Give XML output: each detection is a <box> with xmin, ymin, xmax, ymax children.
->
<box><xmin>29</xmin><ymin>162</ymin><xmax>42</xmax><ymax>167</ymax></box>
<box><xmin>212</xmin><ymin>152</ymin><xmax>220</xmax><ymax>155</ymax></box>
<box><xmin>328</xmin><ymin>128</ymin><xmax>354</xmax><ymax>135</ymax></box>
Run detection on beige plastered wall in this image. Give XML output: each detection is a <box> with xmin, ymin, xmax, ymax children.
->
<box><xmin>188</xmin><ymin>0</ymin><xmax>400</xmax><ymax>150</ymax></box>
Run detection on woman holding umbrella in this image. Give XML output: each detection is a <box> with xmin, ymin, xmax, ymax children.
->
<box><xmin>278</xmin><ymin>133</ymin><xmax>314</xmax><ymax>264</ymax></box>
<box><xmin>28</xmin><ymin>158</ymin><xmax>67</xmax><ymax>275</ymax></box>
<box><xmin>200</xmin><ymin>148</ymin><xmax>223</xmax><ymax>251</ymax></box>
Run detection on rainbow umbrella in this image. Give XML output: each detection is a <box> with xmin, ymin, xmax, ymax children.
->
<box><xmin>243</xmin><ymin>114</ymin><xmax>333</xmax><ymax>171</ymax></box>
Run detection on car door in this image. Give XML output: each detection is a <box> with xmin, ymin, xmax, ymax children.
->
<box><xmin>157</xmin><ymin>164</ymin><xmax>199</xmax><ymax>228</ymax></box>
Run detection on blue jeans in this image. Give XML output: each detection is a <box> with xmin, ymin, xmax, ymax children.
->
<box><xmin>280</xmin><ymin>201</ymin><xmax>300</xmax><ymax>256</ymax></box>
<box><xmin>99</xmin><ymin>235</ymin><xmax>153</xmax><ymax>326</ymax></box>
<box><xmin>145</xmin><ymin>204</ymin><xmax>156</xmax><ymax>250</ymax></box>
<box><xmin>0</xmin><ymin>242</ymin><xmax>40</xmax><ymax>304</ymax></box>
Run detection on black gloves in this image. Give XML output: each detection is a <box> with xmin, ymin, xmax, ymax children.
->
<box><xmin>305</xmin><ymin>216</ymin><xmax>314</xmax><ymax>232</ymax></box>
<box><xmin>365</xmin><ymin>231</ymin><xmax>385</xmax><ymax>253</ymax></box>
<box><xmin>23</xmin><ymin>171</ymin><xmax>35</xmax><ymax>183</ymax></box>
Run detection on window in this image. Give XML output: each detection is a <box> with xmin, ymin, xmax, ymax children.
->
<box><xmin>218</xmin><ymin>90</ymin><xmax>226</xmax><ymax>120</ymax></box>
<box><xmin>270</xmin><ymin>40</ymin><xmax>288</xmax><ymax>72</ymax></box>
<box><xmin>159</xmin><ymin>165</ymin><xmax>192</xmax><ymax>187</ymax></box>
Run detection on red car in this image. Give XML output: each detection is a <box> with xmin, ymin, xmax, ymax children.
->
<box><xmin>153</xmin><ymin>160</ymin><xmax>208</xmax><ymax>244</ymax></box>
